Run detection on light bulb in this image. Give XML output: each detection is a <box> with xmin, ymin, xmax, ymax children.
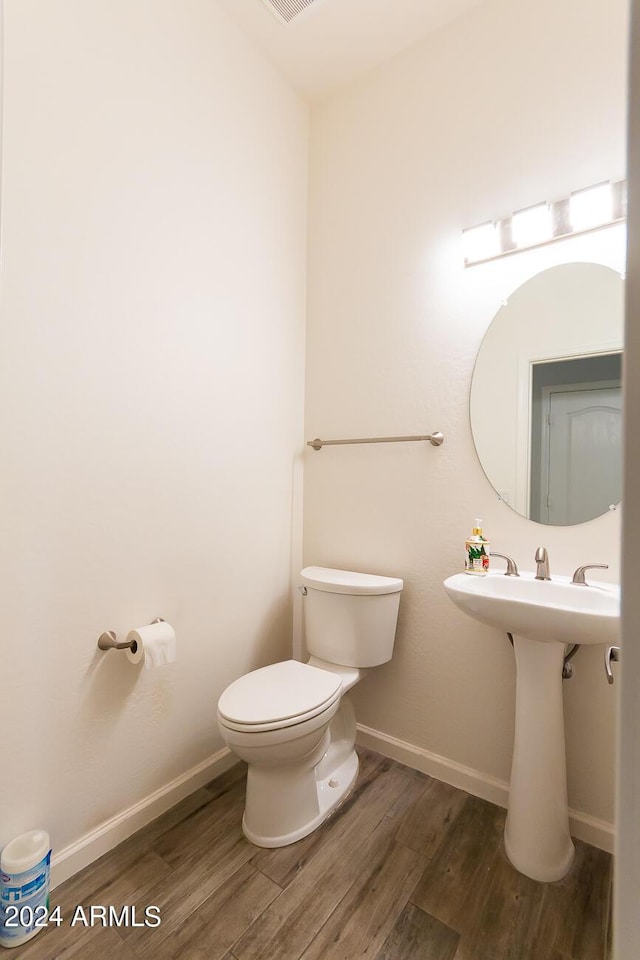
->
<box><xmin>512</xmin><ymin>202</ymin><xmax>552</xmax><ymax>248</ymax></box>
<box><xmin>570</xmin><ymin>182</ymin><xmax>613</xmax><ymax>232</ymax></box>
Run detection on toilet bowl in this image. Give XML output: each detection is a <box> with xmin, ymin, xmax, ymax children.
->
<box><xmin>217</xmin><ymin>566</ymin><xmax>403</xmax><ymax>847</ymax></box>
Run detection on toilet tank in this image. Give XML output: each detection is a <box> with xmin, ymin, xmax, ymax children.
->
<box><xmin>300</xmin><ymin>566</ymin><xmax>403</xmax><ymax>668</ymax></box>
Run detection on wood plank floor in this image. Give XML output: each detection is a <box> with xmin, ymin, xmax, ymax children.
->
<box><xmin>17</xmin><ymin>748</ymin><xmax>612</xmax><ymax>960</ymax></box>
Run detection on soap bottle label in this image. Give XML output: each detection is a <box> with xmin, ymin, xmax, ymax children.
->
<box><xmin>465</xmin><ymin>539</ymin><xmax>490</xmax><ymax>574</ymax></box>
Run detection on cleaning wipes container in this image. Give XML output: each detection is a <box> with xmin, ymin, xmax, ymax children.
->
<box><xmin>0</xmin><ymin>831</ymin><xmax>51</xmax><ymax>949</ymax></box>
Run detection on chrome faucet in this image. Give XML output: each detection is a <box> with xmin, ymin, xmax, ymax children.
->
<box><xmin>534</xmin><ymin>547</ymin><xmax>551</xmax><ymax>580</ymax></box>
<box><xmin>491</xmin><ymin>553</ymin><xmax>520</xmax><ymax>576</ymax></box>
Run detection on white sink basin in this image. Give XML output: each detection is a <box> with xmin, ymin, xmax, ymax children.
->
<box><xmin>443</xmin><ymin>571</ymin><xmax>620</xmax><ymax>646</ymax></box>
<box><xmin>443</xmin><ymin>567</ymin><xmax>620</xmax><ymax>883</ymax></box>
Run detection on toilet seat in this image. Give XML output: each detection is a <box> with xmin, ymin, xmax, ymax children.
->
<box><xmin>217</xmin><ymin>660</ymin><xmax>343</xmax><ymax>734</ymax></box>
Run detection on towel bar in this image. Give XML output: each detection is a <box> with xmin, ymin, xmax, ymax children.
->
<box><xmin>307</xmin><ymin>431</ymin><xmax>444</xmax><ymax>451</ymax></box>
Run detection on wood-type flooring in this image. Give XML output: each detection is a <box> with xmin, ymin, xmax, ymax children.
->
<box><xmin>14</xmin><ymin>748</ymin><xmax>612</xmax><ymax>960</ymax></box>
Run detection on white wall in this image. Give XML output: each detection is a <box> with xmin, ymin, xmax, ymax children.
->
<box><xmin>305</xmin><ymin>0</ymin><xmax>627</xmax><ymax>830</ymax></box>
<box><xmin>0</xmin><ymin>0</ymin><xmax>308</xmax><ymax>855</ymax></box>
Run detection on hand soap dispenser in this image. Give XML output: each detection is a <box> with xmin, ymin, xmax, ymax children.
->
<box><xmin>465</xmin><ymin>519</ymin><xmax>490</xmax><ymax>575</ymax></box>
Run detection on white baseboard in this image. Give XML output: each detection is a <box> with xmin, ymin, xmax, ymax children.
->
<box><xmin>356</xmin><ymin>723</ymin><xmax>615</xmax><ymax>854</ymax></box>
<box><xmin>50</xmin><ymin>747</ymin><xmax>236</xmax><ymax>889</ymax></box>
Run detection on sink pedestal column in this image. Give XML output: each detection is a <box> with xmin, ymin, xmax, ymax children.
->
<box><xmin>504</xmin><ymin>635</ymin><xmax>575</xmax><ymax>882</ymax></box>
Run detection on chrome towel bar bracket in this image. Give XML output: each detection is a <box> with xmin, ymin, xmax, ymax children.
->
<box><xmin>307</xmin><ymin>431</ymin><xmax>444</xmax><ymax>451</ymax></box>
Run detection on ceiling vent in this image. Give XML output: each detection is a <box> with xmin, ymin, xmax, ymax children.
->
<box><xmin>260</xmin><ymin>0</ymin><xmax>322</xmax><ymax>25</ymax></box>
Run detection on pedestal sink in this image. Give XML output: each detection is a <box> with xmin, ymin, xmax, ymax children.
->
<box><xmin>443</xmin><ymin>571</ymin><xmax>620</xmax><ymax>882</ymax></box>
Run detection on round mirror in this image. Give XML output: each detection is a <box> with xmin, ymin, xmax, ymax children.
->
<box><xmin>470</xmin><ymin>263</ymin><xmax>624</xmax><ymax>526</ymax></box>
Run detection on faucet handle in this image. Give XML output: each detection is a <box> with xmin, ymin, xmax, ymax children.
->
<box><xmin>605</xmin><ymin>645</ymin><xmax>620</xmax><ymax>684</ymax></box>
<box><xmin>491</xmin><ymin>553</ymin><xmax>520</xmax><ymax>576</ymax></box>
<box><xmin>572</xmin><ymin>563</ymin><xmax>608</xmax><ymax>585</ymax></box>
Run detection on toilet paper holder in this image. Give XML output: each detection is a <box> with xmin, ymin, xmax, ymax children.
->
<box><xmin>97</xmin><ymin>618</ymin><xmax>165</xmax><ymax>653</ymax></box>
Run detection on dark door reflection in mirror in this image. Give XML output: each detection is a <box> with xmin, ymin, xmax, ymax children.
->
<box><xmin>470</xmin><ymin>263</ymin><xmax>624</xmax><ymax>526</ymax></box>
<box><xmin>530</xmin><ymin>353</ymin><xmax>622</xmax><ymax>524</ymax></box>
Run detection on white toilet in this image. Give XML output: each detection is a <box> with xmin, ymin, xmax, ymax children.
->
<box><xmin>217</xmin><ymin>565</ymin><xmax>403</xmax><ymax>847</ymax></box>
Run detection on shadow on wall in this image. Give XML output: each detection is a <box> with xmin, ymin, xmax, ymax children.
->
<box><xmin>234</xmin><ymin>594</ymin><xmax>295</xmax><ymax>677</ymax></box>
<box><xmin>80</xmin><ymin>646</ymin><xmax>152</xmax><ymax>725</ymax></box>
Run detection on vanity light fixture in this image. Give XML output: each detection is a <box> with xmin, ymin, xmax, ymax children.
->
<box><xmin>463</xmin><ymin>179</ymin><xmax>626</xmax><ymax>266</ymax></box>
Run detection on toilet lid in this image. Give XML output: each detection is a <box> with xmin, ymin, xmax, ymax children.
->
<box><xmin>218</xmin><ymin>660</ymin><xmax>342</xmax><ymax>728</ymax></box>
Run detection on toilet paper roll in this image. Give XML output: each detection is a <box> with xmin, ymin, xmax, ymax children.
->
<box><xmin>125</xmin><ymin>635</ymin><xmax>145</xmax><ymax>665</ymax></box>
<box><xmin>126</xmin><ymin>621</ymin><xmax>176</xmax><ymax>669</ymax></box>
